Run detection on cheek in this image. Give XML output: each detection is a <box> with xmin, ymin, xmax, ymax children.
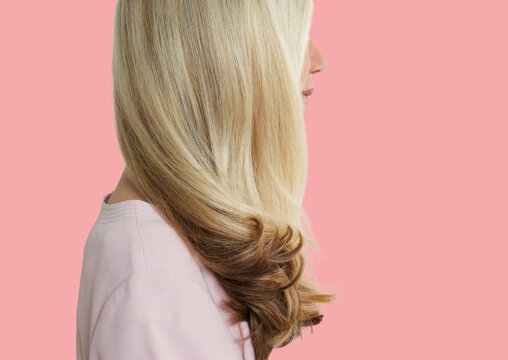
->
<box><xmin>301</xmin><ymin>55</ymin><xmax>311</xmax><ymax>84</ymax></box>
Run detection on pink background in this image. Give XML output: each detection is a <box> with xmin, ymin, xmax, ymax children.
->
<box><xmin>1</xmin><ymin>0</ymin><xmax>507</xmax><ymax>359</ymax></box>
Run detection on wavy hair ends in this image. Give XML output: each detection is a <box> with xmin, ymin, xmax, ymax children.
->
<box><xmin>112</xmin><ymin>0</ymin><xmax>336</xmax><ymax>358</ymax></box>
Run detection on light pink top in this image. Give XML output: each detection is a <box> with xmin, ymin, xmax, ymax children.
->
<box><xmin>76</xmin><ymin>193</ymin><xmax>255</xmax><ymax>360</ymax></box>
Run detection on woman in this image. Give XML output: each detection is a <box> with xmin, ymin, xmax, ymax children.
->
<box><xmin>76</xmin><ymin>1</ymin><xmax>335</xmax><ymax>359</ymax></box>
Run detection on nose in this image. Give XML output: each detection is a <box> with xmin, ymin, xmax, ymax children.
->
<box><xmin>309</xmin><ymin>40</ymin><xmax>326</xmax><ymax>74</ymax></box>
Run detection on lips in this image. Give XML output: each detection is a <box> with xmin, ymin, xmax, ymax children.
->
<box><xmin>301</xmin><ymin>88</ymin><xmax>313</xmax><ymax>106</ymax></box>
<box><xmin>302</xmin><ymin>88</ymin><xmax>314</xmax><ymax>97</ymax></box>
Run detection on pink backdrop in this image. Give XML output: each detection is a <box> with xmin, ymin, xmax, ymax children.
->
<box><xmin>1</xmin><ymin>1</ymin><xmax>507</xmax><ymax>359</ymax></box>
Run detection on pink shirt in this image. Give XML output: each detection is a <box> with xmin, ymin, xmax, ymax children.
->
<box><xmin>76</xmin><ymin>193</ymin><xmax>255</xmax><ymax>360</ymax></box>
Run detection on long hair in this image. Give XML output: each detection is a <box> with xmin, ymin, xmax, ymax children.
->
<box><xmin>112</xmin><ymin>0</ymin><xmax>336</xmax><ymax>358</ymax></box>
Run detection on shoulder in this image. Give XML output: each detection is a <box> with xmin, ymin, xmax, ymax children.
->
<box><xmin>83</xmin><ymin>208</ymin><xmax>204</xmax><ymax>285</ymax></box>
<box><xmin>80</xmin><ymin>211</ymin><xmax>211</xmax><ymax>321</ymax></box>
<box><xmin>78</xmin><ymin>207</ymin><xmax>217</xmax><ymax>357</ymax></box>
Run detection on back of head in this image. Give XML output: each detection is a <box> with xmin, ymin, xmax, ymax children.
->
<box><xmin>112</xmin><ymin>1</ymin><xmax>335</xmax><ymax>359</ymax></box>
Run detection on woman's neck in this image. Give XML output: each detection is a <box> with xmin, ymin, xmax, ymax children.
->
<box><xmin>107</xmin><ymin>168</ymin><xmax>149</xmax><ymax>204</ymax></box>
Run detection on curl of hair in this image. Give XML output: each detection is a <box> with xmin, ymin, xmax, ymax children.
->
<box><xmin>112</xmin><ymin>1</ymin><xmax>336</xmax><ymax>359</ymax></box>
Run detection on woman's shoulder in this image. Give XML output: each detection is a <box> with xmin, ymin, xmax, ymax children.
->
<box><xmin>83</xmin><ymin>193</ymin><xmax>206</xmax><ymax>290</ymax></box>
<box><xmin>77</xmin><ymin>195</ymin><xmax>213</xmax><ymax>358</ymax></box>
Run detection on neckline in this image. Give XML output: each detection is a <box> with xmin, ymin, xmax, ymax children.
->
<box><xmin>97</xmin><ymin>192</ymin><xmax>165</xmax><ymax>223</ymax></box>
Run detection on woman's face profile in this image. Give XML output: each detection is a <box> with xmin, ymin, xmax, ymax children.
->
<box><xmin>301</xmin><ymin>38</ymin><xmax>326</xmax><ymax>108</ymax></box>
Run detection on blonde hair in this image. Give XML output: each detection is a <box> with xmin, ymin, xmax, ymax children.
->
<box><xmin>112</xmin><ymin>0</ymin><xmax>336</xmax><ymax>358</ymax></box>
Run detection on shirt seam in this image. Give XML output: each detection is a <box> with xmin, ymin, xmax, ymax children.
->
<box><xmin>88</xmin><ymin>268</ymin><xmax>211</xmax><ymax>349</ymax></box>
<box><xmin>134</xmin><ymin>203</ymin><xmax>148</xmax><ymax>271</ymax></box>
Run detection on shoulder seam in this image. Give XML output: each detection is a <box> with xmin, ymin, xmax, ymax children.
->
<box><xmin>88</xmin><ymin>268</ymin><xmax>211</xmax><ymax>347</ymax></box>
<box><xmin>134</xmin><ymin>204</ymin><xmax>148</xmax><ymax>270</ymax></box>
